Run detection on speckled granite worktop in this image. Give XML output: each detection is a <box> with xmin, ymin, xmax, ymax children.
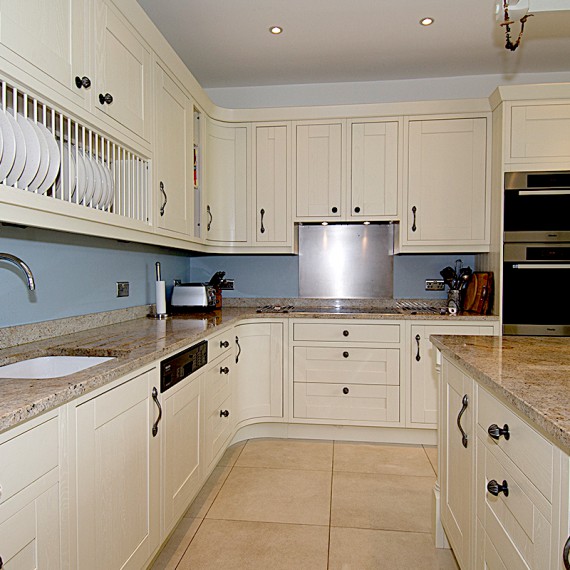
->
<box><xmin>431</xmin><ymin>335</ymin><xmax>570</xmax><ymax>453</ymax></box>
<box><xmin>0</xmin><ymin>304</ymin><xmax>498</xmax><ymax>435</ymax></box>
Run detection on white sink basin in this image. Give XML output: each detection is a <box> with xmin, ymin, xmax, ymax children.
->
<box><xmin>0</xmin><ymin>356</ymin><xmax>115</xmax><ymax>379</ymax></box>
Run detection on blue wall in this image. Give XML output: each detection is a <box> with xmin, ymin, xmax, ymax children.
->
<box><xmin>0</xmin><ymin>226</ymin><xmax>191</xmax><ymax>327</ymax></box>
<box><xmin>190</xmin><ymin>253</ymin><xmax>475</xmax><ymax>299</ymax></box>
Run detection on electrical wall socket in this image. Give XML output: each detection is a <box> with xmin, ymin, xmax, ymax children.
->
<box><xmin>116</xmin><ymin>282</ymin><xmax>130</xmax><ymax>297</ymax></box>
<box><xmin>425</xmin><ymin>279</ymin><xmax>445</xmax><ymax>291</ymax></box>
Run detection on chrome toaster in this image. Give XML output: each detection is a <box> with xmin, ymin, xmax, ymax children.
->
<box><xmin>170</xmin><ymin>283</ymin><xmax>217</xmax><ymax>311</ymax></box>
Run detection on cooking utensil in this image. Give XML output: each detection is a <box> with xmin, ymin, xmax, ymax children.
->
<box><xmin>440</xmin><ymin>266</ymin><xmax>456</xmax><ymax>287</ymax></box>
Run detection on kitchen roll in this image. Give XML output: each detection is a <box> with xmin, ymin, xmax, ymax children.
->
<box><xmin>156</xmin><ymin>280</ymin><xmax>167</xmax><ymax>315</ymax></box>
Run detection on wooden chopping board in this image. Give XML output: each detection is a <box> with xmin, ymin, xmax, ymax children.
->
<box><xmin>463</xmin><ymin>272</ymin><xmax>493</xmax><ymax>315</ymax></box>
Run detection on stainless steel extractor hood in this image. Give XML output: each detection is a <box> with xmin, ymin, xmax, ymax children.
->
<box><xmin>299</xmin><ymin>223</ymin><xmax>394</xmax><ymax>298</ymax></box>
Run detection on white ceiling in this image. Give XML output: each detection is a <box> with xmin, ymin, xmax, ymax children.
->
<box><xmin>137</xmin><ymin>0</ymin><xmax>570</xmax><ymax>89</ymax></box>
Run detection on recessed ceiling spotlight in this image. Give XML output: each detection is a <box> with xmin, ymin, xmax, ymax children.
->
<box><xmin>269</xmin><ymin>26</ymin><xmax>283</xmax><ymax>35</ymax></box>
<box><xmin>420</xmin><ymin>17</ymin><xmax>434</xmax><ymax>26</ymax></box>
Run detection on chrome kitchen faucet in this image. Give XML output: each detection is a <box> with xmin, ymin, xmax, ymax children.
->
<box><xmin>0</xmin><ymin>253</ymin><xmax>36</xmax><ymax>290</ymax></box>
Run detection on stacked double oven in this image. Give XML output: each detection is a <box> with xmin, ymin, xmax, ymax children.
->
<box><xmin>503</xmin><ymin>171</ymin><xmax>570</xmax><ymax>336</ymax></box>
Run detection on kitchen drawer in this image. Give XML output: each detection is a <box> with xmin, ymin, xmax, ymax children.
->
<box><xmin>208</xmin><ymin>329</ymin><xmax>233</xmax><ymax>363</ymax></box>
<box><xmin>477</xmin><ymin>386</ymin><xmax>553</xmax><ymax>500</ymax></box>
<box><xmin>476</xmin><ymin>439</ymin><xmax>552</xmax><ymax>569</ymax></box>
<box><xmin>293</xmin><ymin>322</ymin><xmax>400</xmax><ymax>343</ymax></box>
<box><xmin>203</xmin><ymin>353</ymin><xmax>233</xmax><ymax>415</ymax></box>
<box><xmin>204</xmin><ymin>394</ymin><xmax>233</xmax><ymax>467</ymax></box>
<box><xmin>293</xmin><ymin>346</ymin><xmax>399</xmax><ymax>385</ymax></box>
<box><xmin>0</xmin><ymin>416</ymin><xmax>58</xmax><ymax>506</ymax></box>
<box><xmin>294</xmin><ymin>382</ymin><xmax>399</xmax><ymax>423</ymax></box>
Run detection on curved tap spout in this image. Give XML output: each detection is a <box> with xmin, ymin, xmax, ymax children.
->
<box><xmin>0</xmin><ymin>253</ymin><xmax>36</xmax><ymax>290</ymax></box>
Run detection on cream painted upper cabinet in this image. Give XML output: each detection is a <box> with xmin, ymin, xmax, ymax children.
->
<box><xmin>0</xmin><ymin>0</ymin><xmax>89</xmax><ymax>106</ymax></box>
<box><xmin>294</xmin><ymin>120</ymin><xmax>344</xmax><ymax>220</ymax></box>
<box><xmin>253</xmin><ymin>123</ymin><xmax>292</xmax><ymax>245</ymax></box>
<box><xmin>94</xmin><ymin>0</ymin><xmax>151</xmax><ymax>142</ymax></box>
<box><xmin>400</xmin><ymin>116</ymin><xmax>490</xmax><ymax>253</ymax></box>
<box><xmin>155</xmin><ymin>62</ymin><xmax>193</xmax><ymax>237</ymax></box>
<box><xmin>349</xmin><ymin>120</ymin><xmax>400</xmax><ymax>219</ymax></box>
<box><xmin>205</xmin><ymin>119</ymin><xmax>249</xmax><ymax>243</ymax></box>
<box><xmin>508</xmin><ymin>102</ymin><xmax>570</xmax><ymax>164</ymax></box>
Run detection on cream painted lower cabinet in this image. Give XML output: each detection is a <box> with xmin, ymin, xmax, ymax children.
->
<box><xmin>0</xmin><ymin>410</ymin><xmax>62</xmax><ymax>569</ymax></box>
<box><xmin>438</xmin><ymin>354</ymin><xmax>570</xmax><ymax>570</ymax></box>
<box><xmin>73</xmin><ymin>367</ymin><xmax>161</xmax><ymax>570</ymax></box>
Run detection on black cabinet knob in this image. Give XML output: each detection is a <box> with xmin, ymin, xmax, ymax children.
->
<box><xmin>343</xmin><ymin>330</ymin><xmax>349</xmax><ymax>337</ymax></box>
<box><xmin>488</xmin><ymin>423</ymin><xmax>510</xmax><ymax>441</ymax></box>
<box><xmin>563</xmin><ymin>536</ymin><xmax>570</xmax><ymax>570</ymax></box>
<box><xmin>220</xmin><ymin>409</ymin><xmax>230</xmax><ymax>418</ymax></box>
<box><xmin>220</xmin><ymin>340</ymin><xmax>230</xmax><ymax>348</ymax></box>
<box><xmin>220</xmin><ymin>366</ymin><xmax>230</xmax><ymax>375</ymax></box>
<box><xmin>354</xmin><ymin>206</ymin><xmax>361</xmax><ymax>213</ymax></box>
<box><xmin>342</xmin><ymin>387</ymin><xmax>349</xmax><ymax>394</ymax></box>
<box><xmin>487</xmin><ymin>479</ymin><xmax>509</xmax><ymax>497</ymax></box>
<box><xmin>99</xmin><ymin>92</ymin><xmax>113</xmax><ymax>105</ymax></box>
<box><xmin>331</xmin><ymin>206</ymin><xmax>338</xmax><ymax>213</ymax></box>
<box><xmin>75</xmin><ymin>75</ymin><xmax>91</xmax><ymax>89</ymax></box>
<box><xmin>343</xmin><ymin>351</ymin><xmax>349</xmax><ymax>358</ymax></box>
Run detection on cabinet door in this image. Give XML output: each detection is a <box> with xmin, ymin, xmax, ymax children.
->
<box><xmin>163</xmin><ymin>373</ymin><xmax>201</xmax><ymax>535</ymax></box>
<box><xmin>205</xmin><ymin>120</ymin><xmax>248</xmax><ymax>243</ymax></box>
<box><xmin>254</xmin><ymin>124</ymin><xmax>291</xmax><ymax>244</ymax></box>
<box><xmin>235</xmin><ymin>322</ymin><xmax>283</xmax><ymax>422</ymax></box>
<box><xmin>94</xmin><ymin>1</ymin><xmax>151</xmax><ymax>141</ymax></box>
<box><xmin>406</xmin><ymin>117</ymin><xmax>488</xmax><ymax>245</ymax></box>
<box><xmin>410</xmin><ymin>324</ymin><xmax>496</xmax><ymax>428</ymax></box>
<box><xmin>350</xmin><ymin>121</ymin><xmax>399</xmax><ymax>218</ymax></box>
<box><xmin>295</xmin><ymin>122</ymin><xmax>343</xmax><ymax>218</ymax></box>
<box><xmin>75</xmin><ymin>369</ymin><xmax>160</xmax><ymax>570</ymax></box>
<box><xmin>0</xmin><ymin>0</ymin><xmax>88</xmax><ymax>105</ymax></box>
<box><xmin>440</xmin><ymin>357</ymin><xmax>475</xmax><ymax>570</ymax></box>
<box><xmin>155</xmin><ymin>63</ymin><xmax>193</xmax><ymax>236</ymax></box>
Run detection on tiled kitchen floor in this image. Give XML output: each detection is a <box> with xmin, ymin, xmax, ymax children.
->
<box><xmin>151</xmin><ymin>439</ymin><xmax>458</xmax><ymax>570</ymax></box>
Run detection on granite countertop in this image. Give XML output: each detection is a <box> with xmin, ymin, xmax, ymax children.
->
<box><xmin>0</xmin><ymin>304</ymin><xmax>498</xmax><ymax>435</ymax></box>
<box><xmin>431</xmin><ymin>335</ymin><xmax>570</xmax><ymax>453</ymax></box>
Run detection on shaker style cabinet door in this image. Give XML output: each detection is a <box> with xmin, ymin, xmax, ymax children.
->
<box><xmin>350</xmin><ymin>120</ymin><xmax>399</xmax><ymax>218</ymax></box>
<box><xmin>205</xmin><ymin>119</ymin><xmax>248</xmax><ymax>243</ymax></box>
<box><xmin>94</xmin><ymin>0</ymin><xmax>151</xmax><ymax>142</ymax></box>
<box><xmin>405</xmin><ymin>117</ymin><xmax>488</xmax><ymax>248</ymax></box>
<box><xmin>155</xmin><ymin>62</ymin><xmax>193</xmax><ymax>236</ymax></box>
<box><xmin>254</xmin><ymin>124</ymin><xmax>291</xmax><ymax>245</ymax></box>
<box><xmin>0</xmin><ymin>0</ymin><xmax>88</xmax><ymax>105</ymax></box>
<box><xmin>295</xmin><ymin>121</ymin><xmax>343</xmax><ymax>219</ymax></box>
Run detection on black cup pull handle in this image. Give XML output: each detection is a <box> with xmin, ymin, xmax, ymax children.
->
<box><xmin>487</xmin><ymin>479</ymin><xmax>509</xmax><ymax>497</ymax></box>
<box><xmin>563</xmin><ymin>535</ymin><xmax>570</xmax><ymax>570</ymax></box>
<box><xmin>457</xmin><ymin>394</ymin><xmax>469</xmax><ymax>448</ymax></box>
<box><xmin>152</xmin><ymin>387</ymin><xmax>162</xmax><ymax>437</ymax></box>
<box><xmin>99</xmin><ymin>92</ymin><xmax>113</xmax><ymax>105</ymax></box>
<box><xmin>207</xmin><ymin>205</ymin><xmax>212</xmax><ymax>231</ymax></box>
<box><xmin>415</xmin><ymin>334</ymin><xmax>421</xmax><ymax>361</ymax></box>
<box><xmin>488</xmin><ymin>423</ymin><xmax>510</xmax><ymax>441</ymax></box>
<box><xmin>235</xmin><ymin>336</ymin><xmax>241</xmax><ymax>364</ymax></box>
<box><xmin>75</xmin><ymin>75</ymin><xmax>91</xmax><ymax>89</ymax></box>
<box><xmin>260</xmin><ymin>208</ymin><xmax>266</xmax><ymax>234</ymax></box>
<box><xmin>411</xmin><ymin>206</ymin><xmax>417</xmax><ymax>232</ymax></box>
<box><xmin>159</xmin><ymin>181</ymin><xmax>167</xmax><ymax>216</ymax></box>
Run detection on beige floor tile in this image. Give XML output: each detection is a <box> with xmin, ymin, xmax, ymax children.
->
<box><xmin>424</xmin><ymin>445</ymin><xmax>438</xmax><ymax>476</ymax></box>
<box><xmin>331</xmin><ymin>471</ymin><xmax>435</xmax><ymax>532</ymax></box>
<box><xmin>184</xmin><ymin>464</ymin><xmax>233</xmax><ymax>519</ymax></box>
<box><xmin>206</xmin><ymin>466</ymin><xmax>332</xmax><ymax>525</ymax></box>
<box><xmin>236</xmin><ymin>438</ymin><xmax>333</xmax><ymax>471</ymax></box>
<box><xmin>177</xmin><ymin>519</ymin><xmax>329</xmax><ymax>570</ymax></box>
<box><xmin>334</xmin><ymin>442</ymin><xmax>435</xmax><ymax>477</ymax></box>
<box><xmin>328</xmin><ymin>527</ymin><xmax>459</xmax><ymax>570</ymax></box>
<box><xmin>217</xmin><ymin>440</ymin><xmax>246</xmax><ymax>467</ymax></box>
<box><xmin>150</xmin><ymin>517</ymin><xmax>202</xmax><ymax>570</ymax></box>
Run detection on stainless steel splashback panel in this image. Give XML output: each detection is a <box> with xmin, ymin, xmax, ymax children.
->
<box><xmin>299</xmin><ymin>224</ymin><xmax>394</xmax><ymax>299</ymax></box>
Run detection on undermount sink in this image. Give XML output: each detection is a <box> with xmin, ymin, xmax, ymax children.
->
<box><xmin>0</xmin><ymin>356</ymin><xmax>115</xmax><ymax>379</ymax></box>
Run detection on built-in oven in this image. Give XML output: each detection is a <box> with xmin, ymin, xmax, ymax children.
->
<box><xmin>503</xmin><ymin>171</ymin><xmax>570</xmax><ymax>336</ymax></box>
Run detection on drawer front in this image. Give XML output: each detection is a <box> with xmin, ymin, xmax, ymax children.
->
<box><xmin>293</xmin><ymin>322</ymin><xmax>400</xmax><ymax>343</ymax></box>
<box><xmin>477</xmin><ymin>387</ymin><xmax>553</xmax><ymax>500</ymax></box>
<box><xmin>208</xmin><ymin>330</ymin><xmax>233</xmax><ymax>363</ymax></box>
<box><xmin>0</xmin><ymin>417</ymin><xmax>58</xmax><ymax>505</ymax></box>
<box><xmin>203</xmin><ymin>353</ymin><xmax>233</xmax><ymax>414</ymax></box>
<box><xmin>293</xmin><ymin>346</ymin><xmax>399</xmax><ymax>385</ymax></box>
<box><xmin>205</xmin><ymin>394</ymin><xmax>233</xmax><ymax>466</ymax></box>
<box><xmin>294</xmin><ymin>382</ymin><xmax>399</xmax><ymax>423</ymax></box>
